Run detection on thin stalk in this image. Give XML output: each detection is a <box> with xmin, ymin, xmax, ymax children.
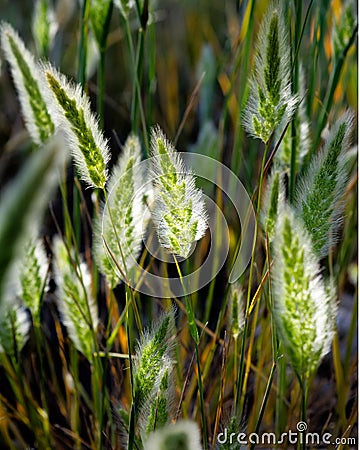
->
<box><xmin>344</xmin><ymin>290</ymin><xmax>357</xmax><ymax>375</ymax></box>
<box><xmin>309</xmin><ymin>25</ymin><xmax>357</xmax><ymax>161</ymax></box>
<box><xmin>275</xmin><ymin>352</ymin><xmax>287</xmax><ymax>436</ymax></box>
<box><xmin>234</xmin><ymin>138</ymin><xmax>271</xmax><ymax>416</ymax></box>
<box><xmin>122</xmin><ymin>16</ymin><xmax>149</xmax><ymax>152</ymax></box>
<box><xmin>102</xmin><ymin>189</ymin><xmax>143</xmax><ymax>332</ymax></box>
<box><xmin>69</xmin><ymin>344</ymin><xmax>81</xmax><ymax>449</ymax></box>
<box><xmin>300</xmin><ymin>378</ymin><xmax>308</xmax><ymax>450</ymax></box>
<box><xmin>126</xmin><ymin>288</ymin><xmax>136</xmax><ymax>450</ymax></box>
<box><xmin>289</xmin><ymin>0</ymin><xmax>314</xmax><ymax>200</ymax></box>
<box><xmin>232</xmin><ymin>0</ymin><xmax>256</xmax><ymax>175</ymax></box>
<box><xmin>77</xmin><ymin>0</ymin><xmax>90</xmax><ymax>89</ymax></box>
<box><xmin>204</xmin><ymin>182</ymin><xmax>223</xmax><ymax>323</ymax></box>
<box><xmin>73</xmin><ymin>180</ymin><xmax>81</xmax><ymax>251</ymax></box>
<box><xmin>98</xmin><ymin>49</ymin><xmax>106</xmax><ymax>128</ymax></box>
<box><xmin>173</xmin><ymin>256</ymin><xmax>208</xmax><ymax>450</ymax></box>
<box><xmin>250</xmin><ymin>361</ymin><xmax>277</xmax><ymax>450</ymax></box>
<box><xmin>237</xmin><ymin>291</ymin><xmax>260</xmax><ymax>418</ymax></box>
<box><xmin>96</xmin><ymin>1</ymin><xmax>113</xmax><ymax>128</ymax></box>
<box><xmin>233</xmin><ymin>336</ymin><xmax>238</xmax><ymax>401</ymax></box>
<box><xmin>289</xmin><ymin>0</ymin><xmax>301</xmax><ymax>203</ymax></box>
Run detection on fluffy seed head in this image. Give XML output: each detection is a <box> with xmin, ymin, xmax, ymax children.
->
<box><xmin>1</xmin><ymin>22</ymin><xmax>55</xmax><ymax>144</ymax></box>
<box><xmin>295</xmin><ymin>111</ymin><xmax>354</xmax><ymax>257</ymax></box>
<box><xmin>94</xmin><ymin>134</ymin><xmax>149</xmax><ymax>287</ymax></box>
<box><xmin>271</xmin><ymin>206</ymin><xmax>336</xmax><ymax>378</ymax></box>
<box><xmin>133</xmin><ymin>309</ymin><xmax>175</xmax><ymax>414</ymax></box>
<box><xmin>20</xmin><ymin>239</ymin><xmax>48</xmax><ymax>322</ymax></box>
<box><xmin>150</xmin><ymin>126</ymin><xmax>208</xmax><ymax>258</ymax></box>
<box><xmin>44</xmin><ymin>63</ymin><xmax>110</xmax><ymax>189</ymax></box>
<box><xmin>261</xmin><ymin>169</ymin><xmax>285</xmax><ymax>242</ymax></box>
<box><xmin>242</xmin><ymin>3</ymin><xmax>298</xmax><ymax>143</ymax></box>
<box><xmin>229</xmin><ymin>284</ymin><xmax>244</xmax><ymax>340</ymax></box>
<box><xmin>0</xmin><ymin>303</ymin><xmax>31</xmax><ymax>357</ymax></box>
<box><xmin>53</xmin><ymin>236</ymin><xmax>98</xmax><ymax>360</ymax></box>
<box><xmin>32</xmin><ymin>0</ymin><xmax>58</xmax><ymax>57</ymax></box>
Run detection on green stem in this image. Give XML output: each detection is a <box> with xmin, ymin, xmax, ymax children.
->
<box><xmin>309</xmin><ymin>25</ymin><xmax>357</xmax><ymax>161</ymax></box>
<box><xmin>250</xmin><ymin>361</ymin><xmax>277</xmax><ymax>450</ymax></box>
<box><xmin>98</xmin><ymin>49</ymin><xmax>106</xmax><ymax>129</ymax></box>
<box><xmin>289</xmin><ymin>0</ymin><xmax>301</xmax><ymax>203</ymax></box>
<box><xmin>126</xmin><ymin>288</ymin><xmax>136</xmax><ymax>450</ymax></box>
<box><xmin>300</xmin><ymin>378</ymin><xmax>308</xmax><ymax>450</ymax></box>
<box><xmin>173</xmin><ymin>256</ymin><xmax>208</xmax><ymax>450</ymax></box>
<box><xmin>123</xmin><ymin>16</ymin><xmax>149</xmax><ymax>152</ymax></box>
<box><xmin>234</xmin><ymin>138</ymin><xmax>271</xmax><ymax>417</ymax></box>
<box><xmin>275</xmin><ymin>351</ymin><xmax>287</xmax><ymax>436</ymax></box>
<box><xmin>77</xmin><ymin>0</ymin><xmax>90</xmax><ymax>89</ymax></box>
<box><xmin>232</xmin><ymin>0</ymin><xmax>256</xmax><ymax>175</ymax></box>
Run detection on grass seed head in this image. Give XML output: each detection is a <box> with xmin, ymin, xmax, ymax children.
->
<box><xmin>295</xmin><ymin>111</ymin><xmax>354</xmax><ymax>257</ymax></box>
<box><xmin>1</xmin><ymin>22</ymin><xmax>55</xmax><ymax>144</ymax></box>
<box><xmin>150</xmin><ymin>126</ymin><xmax>208</xmax><ymax>258</ymax></box>
<box><xmin>272</xmin><ymin>206</ymin><xmax>337</xmax><ymax>378</ymax></box>
<box><xmin>44</xmin><ymin>63</ymin><xmax>110</xmax><ymax>189</ymax></box>
<box><xmin>242</xmin><ymin>3</ymin><xmax>298</xmax><ymax>144</ymax></box>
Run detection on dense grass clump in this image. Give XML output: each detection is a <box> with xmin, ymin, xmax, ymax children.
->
<box><xmin>0</xmin><ymin>1</ymin><xmax>357</xmax><ymax>449</ymax></box>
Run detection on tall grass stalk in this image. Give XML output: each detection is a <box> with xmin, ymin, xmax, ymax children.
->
<box><xmin>118</xmin><ymin>6</ymin><xmax>149</xmax><ymax>150</ymax></box>
<box><xmin>77</xmin><ymin>0</ymin><xmax>90</xmax><ymax>89</ymax></box>
<box><xmin>173</xmin><ymin>256</ymin><xmax>208</xmax><ymax>450</ymax></box>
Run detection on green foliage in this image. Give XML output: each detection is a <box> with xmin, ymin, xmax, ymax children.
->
<box><xmin>332</xmin><ymin>0</ymin><xmax>356</xmax><ymax>57</ymax></box>
<box><xmin>0</xmin><ymin>1</ymin><xmax>356</xmax><ymax>447</ymax></box>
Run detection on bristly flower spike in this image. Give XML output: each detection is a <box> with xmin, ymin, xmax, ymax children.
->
<box><xmin>20</xmin><ymin>239</ymin><xmax>48</xmax><ymax>322</ymax></box>
<box><xmin>242</xmin><ymin>2</ymin><xmax>298</xmax><ymax>144</ymax></box>
<box><xmin>32</xmin><ymin>0</ymin><xmax>58</xmax><ymax>58</ymax></box>
<box><xmin>0</xmin><ymin>22</ymin><xmax>55</xmax><ymax>144</ymax></box>
<box><xmin>94</xmin><ymin>134</ymin><xmax>148</xmax><ymax>287</ymax></box>
<box><xmin>0</xmin><ymin>303</ymin><xmax>31</xmax><ymax>357</ymax></box>
<box><xmin>150</xmin><ymin>126</ymin><xmax>208</xmax><ymax>259</ymax></box>
<box><xmin>261</xmin><ymin>169</ymin><xmax>285</xmax><ymax>242</ymax></box>
<box><xmin>229</xmin><ymin>284</ymin><xmax>244</xmax><ymax>341</ymax></box>
<box><xmin>271</xmin><ymin>206</ymin><xmax>336</xmax><ymax>379</ymax></box>
<box><xmin>295</xmin><ymin>111</ymin><xmax>354</xmax><ymax>257</ymax></box>
<box><xmin>133</xmin><ymin>309</ymin><xmax>175</xmax><ymax>415</ymax></box>
<box><xmin>53</xmin><ymin>237</ymin><xmax>98</xmax><ymax>360</ymax></box>
<box><xmin>43</xmin><ymin>64</ymin><xmax>110</xmax><ymax>189</ymax></box>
